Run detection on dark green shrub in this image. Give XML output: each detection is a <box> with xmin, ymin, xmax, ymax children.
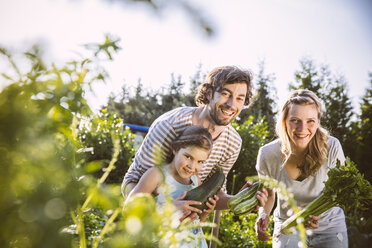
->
<box><xmin>78</xmin><ymin>109</ymin><xmax>136</xmax><ymax>184</ymax></box>
<box><xmin>227</xmin><ymin>116</ymin><xmax>270</xmax><ymax>194</ymax></box>
<box><xmin>218</xmin><ymin>211</ymin><xmax>273</xmax><ymax>248</ymax></box>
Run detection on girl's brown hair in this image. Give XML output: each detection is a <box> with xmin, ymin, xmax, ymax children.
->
<box><xmin>167</xmin><ymin>125</ymin><xmax>213</xmax><ymax>163</ymax></box>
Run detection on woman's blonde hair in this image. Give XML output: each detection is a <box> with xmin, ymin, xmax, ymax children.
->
<box><xmin>276</xmin><ymin>89</ymin><xmax>328</xmax><ymax>179</ymax></box>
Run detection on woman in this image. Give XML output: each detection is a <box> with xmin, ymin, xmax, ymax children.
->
<box><xmin>255</xmin><ymin>89</ymin><xmax>348</xmax><ymax>247</ymax></box>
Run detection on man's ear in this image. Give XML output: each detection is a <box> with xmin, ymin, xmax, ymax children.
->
<box><xmin>206</xmin><ymin>87</ymin><xmax>213</xmax><ymax>102</ymax></box>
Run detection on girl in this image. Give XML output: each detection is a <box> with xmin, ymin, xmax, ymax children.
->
<box><xmin>126</xmin><ymin>125</ymin><xmax>219</xmax><ymax>248</ymax></box>
<box><xmin>255</xmin><ymin>89</ymin><xmax>348</xmax><ymax>247</ymax></box>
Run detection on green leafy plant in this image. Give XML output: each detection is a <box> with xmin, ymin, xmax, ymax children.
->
<box><xmin>217</xmin><ymin>211</ymin><xmax>273</xmax><ymax>248</ymax></box>
<box><xmin>0</xmin><ymin>34</ymin><xmax>119</xmax><ymax>247</ymax></box>
<box><xmin>78</xmin><ymin>108</ymin><xmax>136</xmax><ymax>184</ymax></box>
<box><xmin>280</xmin><ymin>158</ymin><xmax>372</xmax><ymax>235</ymax></box>
<box><xmin>0</xmin><ymin>34</ymin><xmax>132</xmax><ymax>247</ymax></box>
<box><xmin>228</xmin><ymin>116</ymin><xmax>270</xmax><ymax>194</ymax></box>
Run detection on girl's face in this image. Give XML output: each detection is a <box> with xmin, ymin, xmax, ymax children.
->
<box><xmin>172</xmin><ymin>146</ymin><xmax>210</xmax><ymax>180</ymax></box>
<box><xmin>286</xmin><ymin>103</ymin><xmax>320</xmax><ymax>150</ymax></box>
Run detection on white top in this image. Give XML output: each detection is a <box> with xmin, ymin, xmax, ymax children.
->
<box><xmin>123</xmin><ymin>106</ymin><xmax>242</xmax><ymax>191</ymax></box>
<box><xmin>156</xmin><ymin>168</ymin><xmax>208</xmax><ymax>248</ymax></box>
<box><xmin>256</xmin><ymin>136</ymin><xmax>347</xmax><ymax>235</ymax></box>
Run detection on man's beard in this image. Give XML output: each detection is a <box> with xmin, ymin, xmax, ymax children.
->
<box><xmin>210</xmin><ymin>105</ymin><xmax>236</xmax><ymax>126</ymax></box>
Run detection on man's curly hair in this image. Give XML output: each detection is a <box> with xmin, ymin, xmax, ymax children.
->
<box><xmin>195</xmin><ymin>66</ymin><xmax>253</xmax><ymax>106</ymax></box>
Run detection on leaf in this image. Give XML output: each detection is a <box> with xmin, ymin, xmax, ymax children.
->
<box><xmin>84</xmin><ymin>161</ymin><xmax>103</xmax><ymax>173</ymax></box>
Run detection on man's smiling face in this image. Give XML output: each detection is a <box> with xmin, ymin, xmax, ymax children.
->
<box><xmin>207</xmin><ymin>82</ymin><xmax>247</xmax><ymax>126</ymax></box>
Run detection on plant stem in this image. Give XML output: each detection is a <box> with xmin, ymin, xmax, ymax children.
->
<box><xmin>92</xmin><ymin>208</ymin><xmax>120</xmax><ymax>248</ymax></box>
<box><xmin>82</xmin><ymin>132</ymin><xmax>120</xmax><ymax>210</ymax></box>
<box><xmin>280</xmin><ymin>192</ymin><xmax>336</xmax><ymax>233</ymax></box>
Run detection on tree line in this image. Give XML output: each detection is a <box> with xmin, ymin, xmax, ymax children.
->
<box><xmin>105</xmin><ymin>58</ymin><xmax>372</xmax><ymax>184</ymax></box>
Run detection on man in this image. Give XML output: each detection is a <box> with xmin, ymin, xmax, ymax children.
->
<box><xmin>122</xmin><ymin>66</ymin><xmax>267</xmax><ymax>216</ymax></box>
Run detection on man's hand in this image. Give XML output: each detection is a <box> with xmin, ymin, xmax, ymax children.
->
<box><xmin>200</xmin><ymin>195</ymin><xmax>219</xmax><ymax>222</ymax></box>
<box><xmin>255</xmin><ymin>212</ymin><xmax>271</xmax><ymax>241</ymax></box>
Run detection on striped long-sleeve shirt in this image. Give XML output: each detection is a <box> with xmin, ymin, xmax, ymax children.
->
<box><xmin>122</xmin><ymin>107</ymin><xmax>242</xmax><ymax>191</ymax></box>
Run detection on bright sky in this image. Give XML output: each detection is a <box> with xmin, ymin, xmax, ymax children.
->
<box><xmin>1</xmin><ymin>0</ymin><xmax>371</xmax><ymax>113</ymax></box>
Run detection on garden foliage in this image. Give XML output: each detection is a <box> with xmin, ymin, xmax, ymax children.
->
<box><xmin>1</xmin><ymin>37</ymin><xmax>372</xmax><ymax>247</ymax></box>
<box><xmin>0</xmin><ymin>38</ymin><xmax>221</xmax><ymax>248</ymax></box>
<box><xmin>0</xmin><ymin>42</ymin><xmax>98</xmax><ymax>247</ymax></box>
<box><xmin>78</xmin><ymin>109</ymin><xmax>136</xmax><ymax>184</ymax></box>
<box><xmin>227</xmin><ymin>116</ymin><xmax>270</xmax><ymax>194</ymax></box>
<box><xmin>218</xmin><ymin>211</ymin><xmax>273</xmax><ymax>248</ymax></box>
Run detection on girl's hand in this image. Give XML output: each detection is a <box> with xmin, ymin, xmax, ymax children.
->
<box><xmin>174</xmin><ymin>192</ymin><xmax>202</xmax><ymax>223</ymax></box>
<box><xmin>200</xmin><ymin>195</ymin><xmax>219</xmax><ymax>222</ymax></box>
<box><xmin>255</xmin><ymin>212</ymin><xmax>271</xmax><ymax>241</ymax></box>
<box><xmin>173</xmin><ymin>192</ymin><xmax>203</xmax><ymax>213</ymax></box>
<box><xmin>239</xmin><ymin>181</ymin><xmax>252</xmax><ymax>191</ymax></box>
<box><xmin>179</xmin><ymin>210</ymin><xmax>198</xmax><ymax>224</ymax></box>
<box><xmin>305</xmin><ymin>215</ymin><xmax>320</xmax><ymax>229</ymax></box>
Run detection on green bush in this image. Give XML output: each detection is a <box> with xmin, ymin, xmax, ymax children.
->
<box><xmin>0</xmin><ymin>36</ymin><xmax>124</xmax><ymax>247</ymax></box>
<box><xmin>227</xmin><ymin>116</ymin><xmax>270</xmax><ymax>194</ymax></box>
<box><xmin>0</xmin><ymin>43</ymin><xmax>96</xmax><ymax>247</ymax></box>
<box><xmin>218</xmin><ymin>211</ymin><xmax>273</xmax><ymax>248</ymax></box>
<box><xmin>78</xmin><ymin>109</ymin><xmax>136</xmax><ymax>184</ymax></box>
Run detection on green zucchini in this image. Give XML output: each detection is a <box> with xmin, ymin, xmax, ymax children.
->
<box><xmin>227</xmin><ymin>181</ymin><xmax>261</xmax><ymax>209</ymax></box>
<box><xmin>232</xmin><ymin>196</ymin><xmax>258</xmax><ymax>215</ymax></box>
<box><xmin>183</xmin><ymin>166</ymin><xmax>225</xmax><ymax>212</ymax></box>
<box><xmin>229</xmin><ymin>182</ymin><xmax>263</xmax><ymax>215</ymax></box>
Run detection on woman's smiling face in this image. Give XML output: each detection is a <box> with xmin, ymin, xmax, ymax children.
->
<box><xmin>286</xmin><ymin>103</ymin><xmax>320</xmax><ymax>150</ymax></box>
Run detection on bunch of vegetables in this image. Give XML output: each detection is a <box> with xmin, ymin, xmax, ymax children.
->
<box><xmin>227</xmin><ymin>182</ymin><xmax>263</xmax><ymax>215</ymax></box>
<box><xmin>280</xmin><ymin>158</ymin><xmax>372</xmax><ymax>234</ymax></box>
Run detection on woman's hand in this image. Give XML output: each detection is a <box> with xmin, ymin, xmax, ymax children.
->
<box><xmin>239</xmin><ymin>181</ymin><xmax>269</xmax><ymax>211</ymax></box>
<box><xmin>305</xmin><ymin>215</ymin><xmax>320</xmax><ymax>229</ymax></box>
<box><xmin>200</xmin><ymin>195</ymin><xmax>219</xmax><ymax>222</ymax></box>
<box><xmin>256</xmin><ymin>188</ymin><xmax>268</xmax><ymax>210</ymax></box>
<box><xmin>174</xmin><ymin>192</ymin><xmax>202</xmax><ymax>223</ymax></box>
<box><xmin>255</xmin><ymin>212</ymin><xmax>271</xmax><ymax>241</ymax></box>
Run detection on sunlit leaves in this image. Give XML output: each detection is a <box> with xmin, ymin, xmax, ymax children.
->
<box><xmin>0</xmin><ymin>37</ymin><xmax>120</xmax><ymax>247</ymax></box>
